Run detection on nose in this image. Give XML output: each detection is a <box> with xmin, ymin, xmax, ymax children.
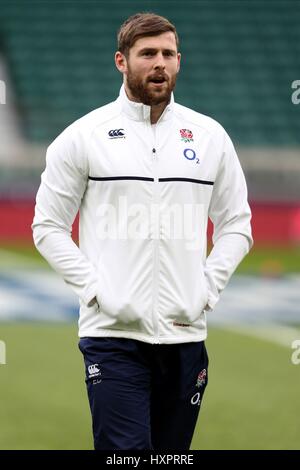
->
<box><xmin>153</xmin><ymin>52</ymin><xmax>166</xmax><ymax>70</ymax></box>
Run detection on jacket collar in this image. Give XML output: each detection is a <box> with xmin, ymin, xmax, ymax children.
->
<box><xmin>117</xmin><ymin>84</ymin><xmax>174</xmax><ymax>122</ymax></box>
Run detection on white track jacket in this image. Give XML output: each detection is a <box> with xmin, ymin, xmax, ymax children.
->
<box><xmin>32</xmin><ymin>85</ymin><xmax>253</xmax><ymax>344</ymax></box>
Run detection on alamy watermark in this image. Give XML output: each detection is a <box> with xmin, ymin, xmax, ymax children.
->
<box><xmin>95</xmin><ymin>197</ymin><xmax>206</xmax><ymax>251</ymax></box>
<box><xmin>291</xmin><ymin>80</ymin><xmax>300</xmax><ymax>104</ymax></box>
<box><xmin>0</xmin><ymin>80</ymin><xmax>6</xmax><ymax>104</ymax></box>
<box><xmin>0</xmin><ymin>340</ymin><xmax>6</xmax><ymax>365</ymax></box>
<box><xmin>291</xmin><ymin>339</ymin><xmax>300</xmax><ymax>365</ymax></box>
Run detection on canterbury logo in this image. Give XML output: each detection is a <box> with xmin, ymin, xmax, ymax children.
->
<box><xmin>108</xmin><ymin>128</ymin><xmax>125</xmax><ymax>138</ymax></box>
<box><xmin>88</xmin><ymin>364</ymin><xmax>101</xmax><ymax>376</ymax></box>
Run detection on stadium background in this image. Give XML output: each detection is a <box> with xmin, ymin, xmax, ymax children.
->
<box><xmin>0</xmin><ymin>0</ymin><xmax>299</xmax><ymax>449</ymax></box>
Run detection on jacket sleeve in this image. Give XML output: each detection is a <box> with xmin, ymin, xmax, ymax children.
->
<box><xmin>204</xmin><ymin>128</ymin><xmax>253</xmax><ymax>311</ymax></box>
<box><xmin>31</xmin><ymin>124</ymin><xmax>98</xmax><ymax>306</ymax></box>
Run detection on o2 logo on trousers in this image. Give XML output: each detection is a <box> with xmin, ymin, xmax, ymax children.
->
<box><xmin>183</xmin><ymin>148</ymin><xmax>199</xmax><ymax>164</ymax></box>
<box><xmin>191</xmin><ymin>392</ymin><xmax>201</xmax><ymax>406</ymax></box>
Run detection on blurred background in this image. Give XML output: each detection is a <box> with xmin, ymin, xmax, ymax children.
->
<box><xmin>0</xmin><ymin>0</ymin><xmax>299</xmax><ymax>450</ymax></box>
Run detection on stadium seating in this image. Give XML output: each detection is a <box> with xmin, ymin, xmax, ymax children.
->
<box><xmin>0</xmin><ymin>2</ymin><xmax>299</xmax><ymax>144</ymax></box>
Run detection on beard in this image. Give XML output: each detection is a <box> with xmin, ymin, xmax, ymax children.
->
<box><xmin>126</xmin><ymin>64</ymin><xmax>177</xmax><ymax>106</ymax></box>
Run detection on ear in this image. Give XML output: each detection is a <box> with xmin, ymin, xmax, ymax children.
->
<box><xmin>176</xmin><ymin>52</ymin><xmax>181</xmax><ymax>73</ymax></box>
<box><xmin>115</xmin><ymin>51</ymin><xmax>128</xmax><ymax>74</ymax></box>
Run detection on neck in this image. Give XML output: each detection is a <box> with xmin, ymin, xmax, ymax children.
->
<box><xmin>124</xmin><ymin>84</ymin><xmax>168</xmax><ymax>124</ymax></box>
<box><xmin>150</xmin><ymin>102</ymin><xmax>167</xmax><ymax>124</ymax></box>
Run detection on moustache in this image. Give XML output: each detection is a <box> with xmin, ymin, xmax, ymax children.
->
<box><xmin>147</xmin><ymin>74</ymin><xmax>168</xmax><ymax>83</ymax></box>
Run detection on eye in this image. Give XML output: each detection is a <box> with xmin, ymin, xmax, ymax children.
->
<box><xmin>164</xmin><ymin>51</ymin><xmax>175</xmax><ymax>57</ymax></box>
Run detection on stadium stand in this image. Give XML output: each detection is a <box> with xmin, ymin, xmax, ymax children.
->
<box><xmin>0</xmin><ymin>2</ymin><xmax>299</xmax><ymax>144</ymax></box>
<box><xmin>0</xmin><ymin>1</ymin><xmax>299</xmax><ymax>242</ymax></box>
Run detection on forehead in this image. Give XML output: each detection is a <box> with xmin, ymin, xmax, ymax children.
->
<box><xmin>131</xmin><ymin>32</ymin><xmax>177</xmax><ymax>52</ymax></box>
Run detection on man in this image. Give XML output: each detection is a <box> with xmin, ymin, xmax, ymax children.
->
<box><xmin>32</xmin><ymin>13</ymin><xmax>253</xmax><ymax>450</ymax></box>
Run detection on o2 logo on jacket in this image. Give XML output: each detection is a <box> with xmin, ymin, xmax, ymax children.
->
<box><xmin>183</xmin><ymin>148</ymin><xmax>199</xmax><ymax>164</ymax></box>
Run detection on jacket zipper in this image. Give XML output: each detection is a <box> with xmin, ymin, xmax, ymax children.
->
<box><xmin>151</xmin><ymin>143</ymin><xmax>160</xmax><ymax>343</ymax></box>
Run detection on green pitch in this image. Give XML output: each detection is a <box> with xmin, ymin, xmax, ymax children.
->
<box><xmin>0</xmin><ymin>324</ymin><xmax>299</xmax><ymax>450</ymax></box>
<box><xmin>0</xmin><ymin>243</ymin><xmax>299</xmax><ymax>448</ymax></box>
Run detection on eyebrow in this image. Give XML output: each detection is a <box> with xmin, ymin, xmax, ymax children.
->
<box><xmin>138</xmin><ymin>47</ymin><xmax>177</xmax><ymax>55</ymax></box>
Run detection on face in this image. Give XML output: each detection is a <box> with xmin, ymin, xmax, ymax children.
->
<box><xmin>116</xmin><ymin>32</ymin><xmax>181</xmax><ymax>106</ymax></box>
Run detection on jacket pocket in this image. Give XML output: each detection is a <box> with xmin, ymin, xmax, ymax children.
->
<box><xmin>192</xmin><ymin>270</ymin><xmax>210</xmax><ymax>320</ymax></box>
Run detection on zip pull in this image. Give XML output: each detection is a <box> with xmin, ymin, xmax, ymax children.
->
<box><xmin>152</xmin><ymin>148</ymin><xmax>156</xmax><ymax>155</ymax></box>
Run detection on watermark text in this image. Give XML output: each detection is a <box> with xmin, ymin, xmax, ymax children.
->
<box><xmin>0</xmin><ymin>340</ymin><xmax>6</xmax><ymax>365</ymax></box>
<box><xmin>95</xmin><ymin>197</ymin><xmax>206</xmax><ymax>251</ymax></box>
<box><xmin>291</xmin><ymin>80</ymin><xmax>300</xmax><ymax>104</ymax></box>
<box><xmin>291</xmin><ymin>339</ymin><xmax>300</xmax><ymax>365</ymax></box>
<box><xmin>0</xmin><ymin>80</ymin><xmax>6</xmax><ymax>104</ymax></box>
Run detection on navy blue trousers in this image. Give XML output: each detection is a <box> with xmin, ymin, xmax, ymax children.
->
<box><xmin>78</xmin><ymin>337</ymin><xmax>208</xmax><ymax>451</ymax></box>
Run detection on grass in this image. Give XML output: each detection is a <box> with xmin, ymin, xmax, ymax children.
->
<box><xmin>0</xmin><ymin>324</ymin><xmax>299</xmax><ymax>450</ymax></box>
<box><xmin>0</xmin><ymin>324</ymin><xmax>92</xmax><ymax>450</ymax></box>
<box><xmin>235</xmin><ymin>245</ymin><xmax>300</xmax><ymax>275</ymax></box>
<box><xmin>0</xmin><ymin>243</ymin><xmax>299</xmax><ymax>449</ymax></box>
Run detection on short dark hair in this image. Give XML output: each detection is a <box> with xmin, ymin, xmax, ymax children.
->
<box><xmin>117</xmin><ymin>12</ymin><xmax>179</xmax><ymax>57</ymax></box>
